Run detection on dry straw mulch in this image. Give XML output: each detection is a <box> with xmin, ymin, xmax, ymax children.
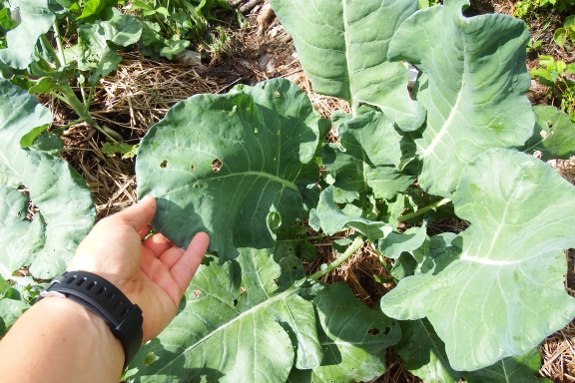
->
<box><xmin>47</xmin><ymin>2</ymin><xmax>575</xmax><ymax>382</ymax></box>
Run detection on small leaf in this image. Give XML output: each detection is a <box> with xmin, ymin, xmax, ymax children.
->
<box><xmin>77</xmin><ymin>0</ymin><xmax>117</xmax><ymax>20</ymax></box>
<box><xmin>310</xmin><ymin>187</ymin><xmax>392</xmax><ymax>242</ymax></box>
<box><xmin>75</xmin><ymin>10</ymin><xmax>142</xmax><ymax>84</ymax></box>
<box><xmin>378</xmin><ymin>222</ymin><xmax>428</xmax><ymax>260</ymax></box>
<box><xmin>521</xmin><ymin>106</ymin><xmax>575</xmax><ymax>160</ymax></box>
<box><xmin>553</xmin><ymin>28</ymin><xmax>567</xmax><ymax>48</ymax></box>
<box><xmin>101</xmin><ymin>142</ymin><xmax>138</xmax><ymax>159</ymax></box>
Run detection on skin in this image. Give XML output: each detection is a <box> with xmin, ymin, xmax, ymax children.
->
<box><xmin>0</xmin><ymin>196</ymin><xmax>209</xmax><ymax>383</ymax></box>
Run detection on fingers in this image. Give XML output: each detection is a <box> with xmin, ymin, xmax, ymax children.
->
<box><xmin>138</xmin><ymin>225</ymin><xmax>152</xmax><ymax>239</ymax></box>
<box><xmin>143</xmin><ymin>233</ymin><xmax>173</xmax><ymax>256</ymax></box>
<box><xmin>170</xmin><ymin>232</ymin><xmax>209</xmax><ymax>295</ymax></box>
<box><xmin>114</xmin><ymin>196</ymin><xmax>156</xmax><ymax>232</ymax></box>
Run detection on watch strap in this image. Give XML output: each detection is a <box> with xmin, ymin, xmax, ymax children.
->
<box><xmin>39</xmin><ymin>270</ymin><xmax>143</xmax><ymax>369</ymax></box>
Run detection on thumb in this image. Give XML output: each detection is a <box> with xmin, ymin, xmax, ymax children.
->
<box><xmin>114</xmin><ymin>196</ymin><xmax>157</xmax><ymax>232</ymax></box>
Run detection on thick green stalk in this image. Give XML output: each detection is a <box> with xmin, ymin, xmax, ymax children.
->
<box><xmin>55</xmin><ymin>85</ymin><xmax>118</xmax><ymax>142</ymax></box>
<box><xmin>52</xmin><ymin>23</ymin><xmax>66</xmax><ymax>66</ymax></box>
<box><xmin>309</xmin><ymin>236</ymin><xmax>364</xmax><ymax>280</ymax></box>
<box><xmin>398</xmin><ymin>198</ymin><xmax>451</xmax><ymax>223</ymax></box>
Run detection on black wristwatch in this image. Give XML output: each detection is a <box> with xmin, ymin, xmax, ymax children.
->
<box><xmin>39</xmin><ymin>270</ymin><xmax>144</xmax><ymax>369</ymax></box>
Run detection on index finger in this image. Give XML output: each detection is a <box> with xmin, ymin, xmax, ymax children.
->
<box><xmin>170</xmin><ymin>232</ymin><xmax>209</xmax><ymax>294</ymax></box>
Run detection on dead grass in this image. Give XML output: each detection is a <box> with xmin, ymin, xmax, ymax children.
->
<box><xmin>45</xmin><ymin>1</ymin><xmax>575</xmax><ymax>382</ymax></box>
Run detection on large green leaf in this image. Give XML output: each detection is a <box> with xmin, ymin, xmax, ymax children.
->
<box><xmin>395</xmin><ymin>319</ymin><xmax>551</xmax><ymax>383</ymax></box>
<box><xmin>521</xmin><ymin>105</ymin><xmax>575</xmax><ymax>160</ymax></box>
<box><xmin>0</xmin><ymin>0</ymin><xmax>55</xmax><ymax>74</ymax></box>
<box><xmin>381</xmin><ymin>148</ymin><xmax>575</xmax><ymax>371</ymax></box>
<box><xmin>0</xmin><ymin>79</ymin><xmax>95</xmax><ymax>278</ymax></box>
<box><xmin>0</xmin><ymin>296</ymin><xmax>29</xmax><ymax>337</ymax></box>
<box><xmin>136</xmin><ymin>79</ymin><xmax>327</xmax><ymax>261</ymax></box>
<box><xmin>287</xmin><ymin>282</ymin><xmax>401</xmax><ymax>383</ymax></box>
<box><xmin>389</xmin><ymin>0</ymin><xmax>535</xmax><ymax>196</ymax></box>
<box><xmin>0</xmin><ymin>185</ymin><xmax>44</xmax><ymax>279</ymax></box>
<box><xmin>395</xmin><ymin>319</ymin><xmax>460</xmax><ymax>383</ymax></box>
<box><xmin>130</xmin><ymin>249</ymin><xmax>318</xmax><ymax>382</ymax></box>
<box><xmin>270</xmin><ymin>0</ymin><xmax>425</xmax><ymax>131</ymax></box>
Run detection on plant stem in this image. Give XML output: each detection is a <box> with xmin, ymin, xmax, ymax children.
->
<box><xmin>53</xmin><ymin>86</ymin><xmax>118</xmax><ymax>142</ymax></box>
<box><xmin>309</xmin><ymin>236</ymin><xmax>364</xmax><ymax>280</ymax></box>
<box><xmin>86</xmin><ymin>86</ymin><xmax>95</xmax><ymax>109</ymax></box>
<box><xmin>373</xmin><ymin>247</ymin><xmax>398</xmax><ymax>285</ymax></box>
<box><xmin>40</xmin><ymin>35</ymin><xmax>61</xmax><ymax>68</ymax></box>
<box><xmin>52</xmin><ymin>22</ymin><xmax>66</xmax><ymax>66</ymax></box>
<box><xmin>397</xmin><ymin>198</ymin><xmax>451</xmax><ymax>223</ymax></box>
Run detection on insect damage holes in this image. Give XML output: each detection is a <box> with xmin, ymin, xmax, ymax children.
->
<box><xmin>212</xmin><ymin>159</ymin><xmax>222</xmax><ymax>173</ymax></box>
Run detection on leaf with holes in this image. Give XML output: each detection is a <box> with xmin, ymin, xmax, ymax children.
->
<box><xmin>395</xmin><ymin>319</ymin><xmax>551</xmax><ymax>383</ymax></box>
<box><xmin>129</xmin><ymin>249</ymin><xmax>400</xmax><ymax>383</ymax></box>
<box><xmin>390</xmin><ymin>0</ymin><xmax>535</xmax><ymax>196</ymax></box>
<box><xmin>129</xmin><ymin>248</ymin><xmax>323</xmax><ymax>382</ymax></box>
<box><xmin>381</xmin><ymin>149</ymin><xmax>575</xmax><ymax>371</ymax></box>
<box><xmin>521</xmin><ymin>106</ymin><xmax>575</xmax><ymax>160</ymax></box>
<box><xmin>136</xmin><ymin>78</ymin><xmax>328</xmax><ymax>261</ymax></box>
<box><xmin>270</xmin><ymin>0</ymin><xmax>425</xmax><ymax>131</ymax></box>
<box><xmin>310</xmin><ymin>187</ymin><xmax>392</xmax><ymax>242</ymax></box>
<box><xmin>0</xmin><ymin>79</ymin><xmax>96</xmax><ymax>279</ymax></box>
<box><xmin>0</xmin><ymin>185</ymin><xmax>45</xmax><ymax>279</ymax></box>
<box><xmin>287</xmin><ymin>282</ymin><xmax>401</xmax><ymax>383</ymax></box>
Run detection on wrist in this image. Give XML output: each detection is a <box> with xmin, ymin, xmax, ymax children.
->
<box><xmin>35</xmin><ymin>297</ymin><xmax>123</xmax><ymax>351</ymax></box>
<box><xmin>0</xmin><ymin>297</ymin><xmax>125</xmax><ymax>383</ymax></box>
<box><xmin>40</xmin><ymin>270</ymin><xmax>144</xmax><ymax>369</ymax></box>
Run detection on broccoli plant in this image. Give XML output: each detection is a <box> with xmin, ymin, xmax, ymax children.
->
<box><xmin>131</xmin><ymin>0</ymin><xmax>575</xmax><ymax>382</ymax></box>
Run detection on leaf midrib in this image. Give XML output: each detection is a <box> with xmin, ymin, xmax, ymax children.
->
<box><xmin>166</xmin><ymin>170</ymin><xmax>300</xmax><ymax>196</ymax></box>
<box><xmin>152</xmin><ymin>287</ymin><xmax>298</xmax><ymax>376</ymax></box>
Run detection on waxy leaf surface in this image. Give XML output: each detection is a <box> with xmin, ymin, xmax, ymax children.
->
<box><xmin>0</xmin><ymin>0</ymin><xmax>55</xmax><ymax>74</ymax></box>
<box><xmin>395</xmin><ymin>319</ymin><xmax>550</xmax><ymax>383</ymax></box>
<box><xmin>287</xmin><ymin>282</ymin><xmax>401</xmax><ymax>383</ymax></box>
<box><xmin>381</xmin><ymin>149</ymin><xmax>575</xmax><ymax>371</ymax></box>
<box><xmin>0</xmin><ymin>80</ymin><xmax>95</xmax><ymax>278</ymax></box>
<box><xmin>521</xmin><ymin>106</ymin><xmax>575</xmax><ymax>160</ymax></box>
<box><xmin>130</xmin><ymin>248</ymin><xmax>322</xmax><ymax>383</ymax></box>
<box><xmin>389</xmin><ymin>0</ymin><xmax>534</xmax><ymax>196</ymax></box>
<box><xmin>0</xmin><ymin>185</ymin><xmax>44</xmax><ymax>279</ymax></box>
<box><xmin>74</xmin><ymin>9</ymin><xmax>142</xmax><ymax>84</ymax></box>
<box><xmin>270</xmin><ymin>0</ymin><xmax>425</xmax><ymax>131</ymax></box>
<box><xmin>137</xmin><ymin>79</ymin><xmax>326</xmax><ymax>260</ymax></box>
<box><xmin>310</xmin><ymin>187</ymin><xmax>391</xmax><ymax>242</ymax></box>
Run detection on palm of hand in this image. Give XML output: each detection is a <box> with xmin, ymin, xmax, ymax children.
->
<box><xmin>68</xmin><ymin>197</ymin><xmax>209</xmax><ymax>341</ymax></box>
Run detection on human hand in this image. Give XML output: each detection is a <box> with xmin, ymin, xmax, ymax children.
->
<box><xmin>67</xmin><ymin>196</ymin><xmax>209</xmax><ymax>341</ymax></box>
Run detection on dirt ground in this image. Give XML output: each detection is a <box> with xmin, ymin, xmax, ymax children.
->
<box><xmin>47</xmin><ymin>1</ymin><xmax>575</xmax><ymax>382</ymax></box>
